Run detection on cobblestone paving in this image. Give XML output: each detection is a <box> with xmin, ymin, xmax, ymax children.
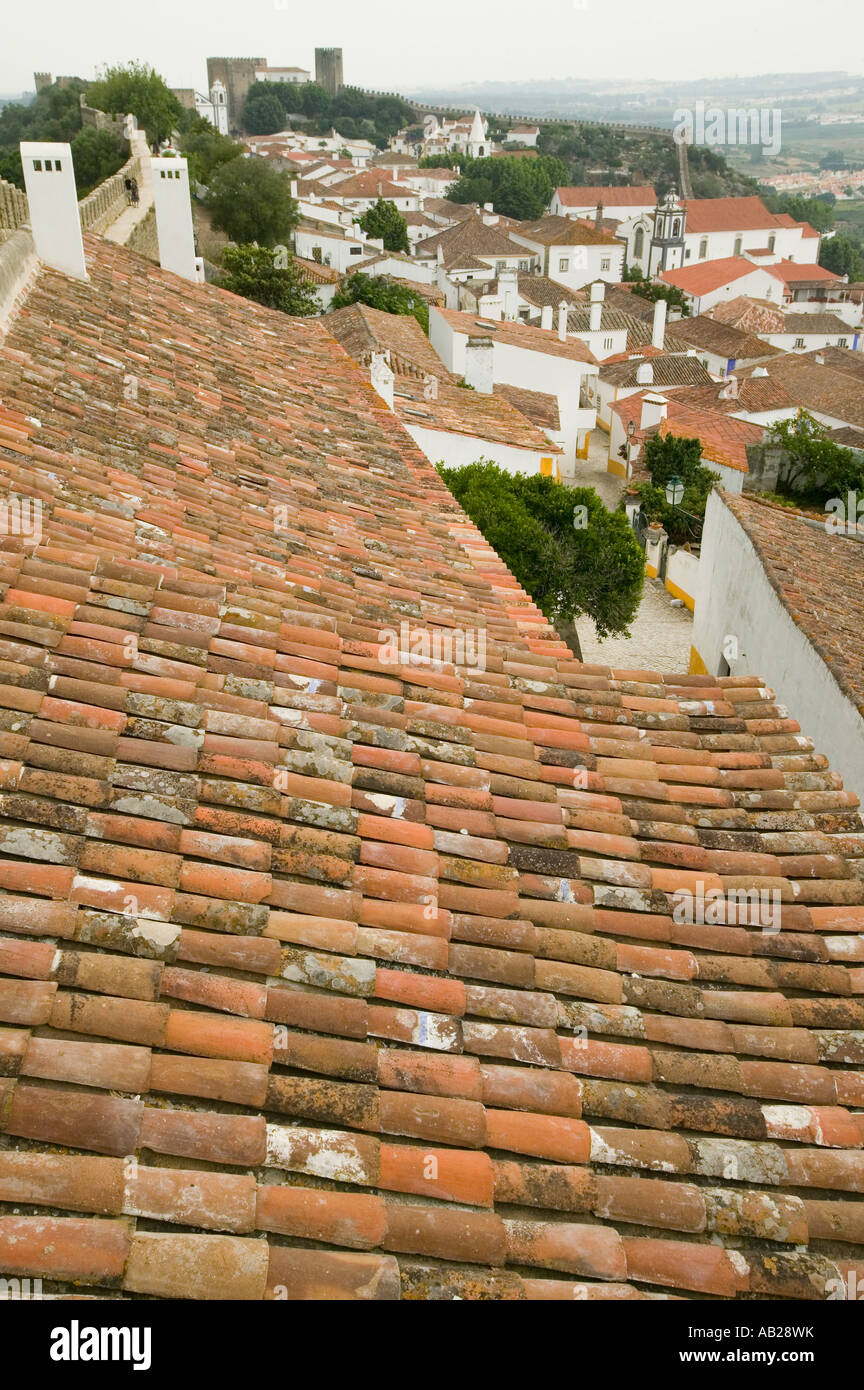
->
<box><xmin>568</xmin><ymin>431</ymin><xmax>695</xmax><ymax>675</ymax></box>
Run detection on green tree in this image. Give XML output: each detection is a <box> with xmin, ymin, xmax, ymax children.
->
<box><xmin>763</xmin><ymin>191</ymin><xmax>836</xmax><ymax>234</ymax></box>
<box><xmin>358</xmin><ymin>198</ymin><xmax>409</xmax><ymax>253</ymax></box>
<box><xmin>0</xmin><ymin>78</ymin><xmax>87</xmax><ymax>188</ymax></box>
<box><xmin>634</xmin><ymin>434</ymin><xmax>719</xmax><ymax>543</ymax></box>
<box><xmin>819</xmin><ymin>233</ymin><xmax>863</xmax><ymax>281</ymax></box>
<box><xmin>297</xmin><ymin>82</ymin><xmax>333</xmax><ymax>121</ymax></box>
<box><xmin>178</xmin><ymin>121</ymin><xmax>243</xmax><ymax>186</ymax></box>
<box><xmin>764</xmin><ymin>409</ymin><xmax>863</xmax><ymax>502</ymax></box>
<box><xmin>217</xmin><ymin>244</ymin><xmax>320</xmax><ymax>315</ymax></box>
<box><xmin>622</xmin><ymin>270</ymin><xmax>691</xmax><ymax>317</ymax></box>
<box><xmin>438</xmin><ymin>461</ymin><xmax>644</xmax><ymax>649</ymax></box>
<box><xmin>332</xmin><ymin>273</ymin><xmax>429</xmax><ymax>331</ymax></box>
<box><xmin>86</xmin><ymin>62</ymin><xmax>182</xmax><ymax>144</ymax></box>
<box><xmin>69</xmin><ymin>127</ymin><xmax>126</xmax><ymax>195</ymax></box>
<box><xmin>446</xmin><ymin>154</ymin><xmax>568</xmax><ymax>219</ymax></box>
<box><xmin>207</xmin><ymin>157</ymin><xmax>299</xmax><ymax>245</ymax></box>
<box><xmin>243</xmin><ymin>92</ymin><xmax>285</xmax><ymax>136</ymax></box>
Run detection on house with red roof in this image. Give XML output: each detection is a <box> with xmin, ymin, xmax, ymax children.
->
<box><xmin>657</xmin><ymin>257</ymin><xmax>786</xmax><ymax>315</ymax></box>
<box><xmin>550</xmin><ymin>185</ymin><xmax>656</xmax><ymax>221</ymax></box>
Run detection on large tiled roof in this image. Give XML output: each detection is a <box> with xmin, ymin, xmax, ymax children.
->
<box><xmin>393</xmin><ymin>379</ymin><xmax>560</xmax><ymax>453</ymax></box>
<box><xmin>555</xmin><ymin>186</ymin><xmax>655</xmax><ymax>208</ymax></box>
<box><xmin>0</xmin><ymin>236</ymin><xmax>862</xmax><ymax>1302</ymax></box>
<box><xmin>667</xmin><ymin>314</ymin><xmax>783</xmax><ymax>361</ymax></box>
<box><xmin>433</xmin><ymin>307</ymin><xmax>597</xmax><ymax>364</ymax></box>
<box><xmin>739</xmin><ymin>355</ymin><xmax>864</xmax><ymax>430</ymax></box>
<box><xmin>599</xmin><ymin>353</ymin><xmax>715</xmax><ymax>388</ymax></box>
<box><xmin>659</xmin><ymin>258</ymin><xmax>768</xmax><ymax>297</ymax></box>
<box><xmin>516</xmin><ymin>216</ymin><xmax>620</xmax><ymax>248</ymax></box>
<box><xmin>683</xmin><ymin>197</ymin><xmax>789</xmax><ymax>234</ymax></box>
<box><xmin>725</xmin><ymin>494</ymin><xmax>864</xmax><ymax>715</ymax></box>
<box><xmin>416</xmin><ymin>215</ymin><xmax>532</xmax><ymax>264</ymax></box>
<box><xmin>323</xmin><ymin>303</ymin><xmax>452</xmax><ymax>381</ymax></box>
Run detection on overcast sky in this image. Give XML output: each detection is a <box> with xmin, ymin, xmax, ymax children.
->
<box><xmin>3</xmin><ymin>0</ymin><xmax>863</xmax><ymax>95</ymax></box>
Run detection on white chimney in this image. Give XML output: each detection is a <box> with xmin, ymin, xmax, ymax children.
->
<box><xmin>815</xmin><ymin>351</ymin><xmax>825</xmax><ymax>365</ymax></box>
<box><xmin>590</xmin><ymin>281</ymin><xmax>605</xmax><ymax>304</ymax></box>
<box><xmin>635</xmin><ymin>361</ymin><xmax>654</xmax><ymax>386</ymax></box>
<box><xmin>499</xmin><ymin>266</ymin><xmax>518</xmax><ymax>322</ymax></box>
<box><xmin>370</xmin><ymin>351</ymin><xmax>394</xmax><ymax>409</ymax></box>
<box><xmin>290</xmin><ymin>179</ymin><xmax>299</xmax><ymax>197</ymax></box>
<box><xmin>652</xmin><ymin>297</ymin><xmax>667</xmax><ymax>350</ymax></box>
<box><xmin>20</xmin><ymin>142</ymin><xmax>87</xmax><ymax>280</ymax></box>
<box><xmin>640</xmin><ymin>391</ymin><xmax>668</xmax><ymax>430</ymax></box>
<box><xmin>423</xmin><ymin>373</ymin><xmax>439</xmax><ymax>400</ymax></box>
<box><xmin>589</xmin><ymin>297</ymin><xmax>602</xmax><ymax>332</ymax></box>
<box><xmin>720</xmin><ymin>373</ymin><xmax>739</xmax><ymax>400</ymax></box>
<box><xmin>752</xmin><ymin>366</ymin><xmax>769</xmax><ymax>377</ymax></box>
<box><xmin>557</xmin><ymin>300</ymin><xmax>569</xmax><ymax>342</ymax></box>
<box><xmin>540</xmin><ymin>304</ymin><xmax>554</xmax><ymax>331</ymax></box>
<box><xmin>464</xmin><ymin>336</ymin><xmax>494</xmax><ymax>394</ymax></box>
<box><xmin>152</xmin><ymin>155</ymin><xmax>197</xmax><ymax>282</ymax></box>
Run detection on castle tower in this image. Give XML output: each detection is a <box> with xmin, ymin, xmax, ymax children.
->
<box><xmin>34</xmin><ymin>72</ymin><xmax>53</xmax><ymax>94</ymax></box>
<box><xmin>206</xmin><ymin>58</ymin><xmax>267</xmax><ymax>132</ymax></box>
<box><xmin>314</xmin><ymin>48</ymin><xmax>343</xmax><ymax>98</ymax></box>
<box><xmin>648</xmin><ymin>188</ymin><xmax>686</xmax><ymax>277</ymax></box>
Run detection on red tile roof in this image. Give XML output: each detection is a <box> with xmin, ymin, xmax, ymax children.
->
<box><xmin>683</xmin><ymin>196</ymin><xmax>785</xmax><ymax>234</ymax></box>
<box><xmin>433</xmin><ymin>307</ymin><xmax>597</xmax><ymax>363</ymax></box>
<box><xmin>0</xmin><ymin>234</ymin><xmax>862</xmax><ymax>1301</ymax></box>
<box><xmin>556</xmin><ymin>186</ymin><xmax>655</xmax><ymax>208</ymax></box>
<box><xmin>659</xmin><ymin>257</ymin><xmax>770</xmax><ymax>296</ymax></box>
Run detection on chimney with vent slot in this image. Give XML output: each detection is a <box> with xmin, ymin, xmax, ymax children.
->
<box><xmin>541</xmin><ymin>303</ymin><xmax>553</xmax><ymax>331</ymax></box>
<box><xmin>589</xmin><ymin>281</ymin><xmax>604</xmax><ymax>333</ymax></box>
<box><xmin>20</xmin><ymin>142</ymin><xmax>87</xmax><ymax>280</ymax></box>
<box><xmin>152</xmin><ymin>155</ymin><xmax>200</xmax><ymax>283</ymax></box>
<box><xmin>464</xmin><ymin>336</ymin><xmax>494</xmax><ymax>393</ymax></box>
<box><xmin>594</xmin><ymin>201</ymin><xmax>603</xmax><ymax>230</ymax></box>
<box><xmin>499</xmin><ymin>266</ymin><xmax>518</xmax><ymax>322</ymax></box>
<box><xmin>652</xmin><ymin>297</ymin><xmax>667</xmax><ymax>350</ymax></box>
<box><xmin>370</xmin><ymin>351</ymin><xmax>394</xmax><ymax>409</ymax></box>
<box><xmin>557</xmin><ymin>300</ymin><xmax>569</xmax><ymax>342</ymax></box>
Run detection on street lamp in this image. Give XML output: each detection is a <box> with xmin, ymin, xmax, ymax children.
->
<box><xmin>665</xmin><ymin>475</ymin><xmax>685</xmax><ymax>505</ymax></box>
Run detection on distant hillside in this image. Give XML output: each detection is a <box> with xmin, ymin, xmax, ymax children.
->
<box><xmin>534</xmin><ymin>122</ymin><xmax>761</xmax><ymax>198</ymax></box>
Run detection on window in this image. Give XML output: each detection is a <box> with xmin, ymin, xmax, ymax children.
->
<box><xmin>794</xmin><ymin>337</ymin><xmax>805</xmax><ymax>348</ymax></box>
<box><xmin>600</xmin><ymin>258</ymin><xmax>610</xmax><ymax>272</ymax></box>
<box><xmin>560</xmin><ymin>258</ymin><xmax>569</xmax><ymax>272</ymax></box>
<box><xmin>734</xmin><ymin>237</ymin><xmax>742</xmax><ymax>256</ymax></box>
<box><xmin>672</xmin><ymin>219</ymin><xmax>681</xmax><ymax>237</ymax></box>
<box><xmin>699</xmin><ymin>238</ymin><xmax>708</xmax><ymax>259</ymax></box>
<box><xmin>603</xmin><ymin>336</ymin><xmax>614</xmax><ymax>350</ymax></box>
<box><xmin>633</xmin><ymin>228</ymin><xmax>644</xmax><ymax>257</ymax></box>
<box><xmin>519</xmin><ymin>259</ymin><xmax>529</xmax><ymax>270</ymax></box>
<box><xmin>768</xmin><ymin>234</ymin><xmax>776</xmax><ymax>252</ymax></box>
<box><xmin>839</xmin><ymin>337</ymin><xmax>848</xmax><ymax>348</ymax></box>
<box><xmin>349</xmin><ymin>246</ymin><xmax>362</xmax><ymax>255</ymax></box>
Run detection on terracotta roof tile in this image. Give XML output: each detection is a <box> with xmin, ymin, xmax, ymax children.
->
<box><xmin>0</xmin><ymin>233</ymin><xmax>861</xmax><ymax>1301</ymax></box>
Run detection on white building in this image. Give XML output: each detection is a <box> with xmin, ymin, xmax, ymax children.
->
<box><xmin>294</xmin><ymin>220</ymin><xmax>373</xmax><ymax>273</ymax></box>
<box><xmin>506</xmin><ymin>124</ymin><xmax>540</xmax><ymax>147</ymax></box>
<box><xmin>428</xmin><ymin>305</ymin><xmax>598</xmax><ymax>475</ymax></box>
<box><xmin>692</xmin><ymin>490</ymin><xmax>864</xmax><ymax>803</ymax></box>
<box><xmin>550</xmin><ymin>185</ymin><xmax>657</xmax><ymax>221</ymax></box>
<box><xmin>622</xmin><ymin>195</ymin><xmax>822</xmax><ymax>277</ymax></box>
<box><xmin>510</xmin><ymin>215</ymin><xmax>625</xmax><ymax>292</ymax></box>
<box><xmin>658</xmin><ymin>258</ymin><xmax>785</xmax><ymax>315</ymax></box>
<box><xmin>254</xmin><ymin>66</ymin><xmax>311</xmax><ymax>85</ymax></box>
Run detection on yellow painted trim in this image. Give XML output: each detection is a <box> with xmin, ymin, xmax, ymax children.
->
<box><xmin>645</xmin><ymin>561</ymin><xmax>658</xmax><ymax>578</ymax></box>
<box><xmin>540</xmin><ymin>456</ymin><xmax>553</xmax><ymax>476</ymax></box>
<box><xmin>666</xmin><ymin>577</ymin><xmax>695</xmax><ymax>612</ymax></box>
<box><xmin>576</xmin><ymin>436</ymin><xmax>590</xmax><ymax>459</ymax></box>
<box><xmin>689</xmin><ymin>645</ymin><xmax>708</xmax><ymax>675</ymax></box>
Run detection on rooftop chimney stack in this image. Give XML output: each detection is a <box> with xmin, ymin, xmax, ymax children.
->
<box><xmin>540</xmin><ymin>303</ymin><xmax>553</xmax><ymax>331</ymax></box>
<box><xmin>464</xmin><ymin>336</ymin><xmax>494</xmax><ymax>394</ymax></box>
<box><xmin>652</xmin><ymin>297</ymin><xmax>667</xmax><ymax>351</ymax></box>
<box><xmin>152</xmin><ymin>155</ymin><xmax>198</xmax><ymax>282</ymax></box>
<box><xmin>20</xmin><ymin>142</ymin><xmax>87</xmax><ymax>281</ymax></box>
<box><xmin>640</xmin><ymin>391</ymin><xmax>668</xmax><ymax>431</ymax></box>
<box><xmin>636</xmin><ymin>361</ymin><xmax>654</xmax><ymax>386</ymax></box>
<box><xmin>499</xmin><ymin>266</ymin><xmax>518</xmax><ymax>322</ymax></box>
<box><xmin>594</xmin><ymin>201</ymin><xmax>603</xmax><ymax>230</ymax></box>
<box><xmin>370</xmin><ymin>351</ymin><xmax>394</xmax><ymax>409</ymax></box>
<box><xmin>557</xmin><ymin>300</ymin><xmax>569</xmax><ymax>342</ymax></box>
<box><xmin>589</xmin><ymin>281</ymin><xmax>604</xmax><ymax>333</ymax></box>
